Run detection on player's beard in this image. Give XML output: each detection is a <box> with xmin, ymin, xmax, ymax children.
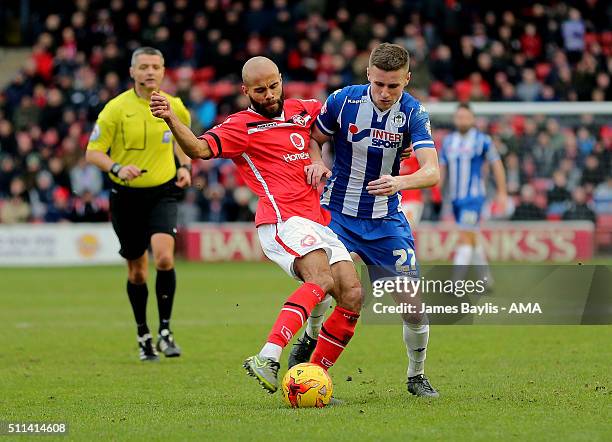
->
<box><xmin>250</xmin><ymin>93</ymin><xmax>284</xmax><ymax>119</ymax></box>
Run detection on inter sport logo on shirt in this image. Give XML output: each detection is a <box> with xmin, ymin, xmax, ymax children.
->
<box><xmin>348</xmin><ymin>124</ymin><xmax>403</xmax><ymax>148</ymax></box>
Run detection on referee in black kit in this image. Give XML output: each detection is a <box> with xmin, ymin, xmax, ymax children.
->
<box><xmin>86</xmin><ymin>47</ymin><xmax>192</xmax><ymax>361</ymax></box>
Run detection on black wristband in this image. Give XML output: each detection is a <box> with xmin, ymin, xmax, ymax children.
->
<box><xmin>110</xmin><ymin>162</ymin><xmax>122</xmax><ymax>177</ymax></box>
<box><xmin>179</xmin><ymin>163</ymin><xmax>192</xmax><ymax>173</ymax></box>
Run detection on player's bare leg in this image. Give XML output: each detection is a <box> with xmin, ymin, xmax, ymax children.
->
<box><xmin>244</xmin><ymin>249</ymin><xmax>333</xmax><ymax>393</ymax></box>
<box><xmin>151</xmin><ymin>233</ymin><xmax>181</xmax><ymax>357</ymax></box>
<box><xmin>126</xmin><ymin>253</ymin><xmax>158</xmax><ymax>361</ymax></box>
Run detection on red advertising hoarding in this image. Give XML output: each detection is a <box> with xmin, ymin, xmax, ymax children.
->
<box><xmin>180</xmin><ymin>221</ymin><xmax>594</xmax><ymax>263</ymax></box>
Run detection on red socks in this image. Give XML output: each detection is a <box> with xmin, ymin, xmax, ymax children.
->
<box><xmin>267</xmin><ymin>282</ymin><xmax>325</xmax><ymax>347</ymax></box>
<box><xmin>310</xmin><ymin>306</ymin><xmax>360</xmax><ymax>370</ymax></box>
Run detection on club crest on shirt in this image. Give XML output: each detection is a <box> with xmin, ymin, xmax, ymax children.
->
<box><xmin>391</xmin><ymin>111</ymin><xmax>406</xmax><ymax>128</ymax></box>
<box><xmin>162</xmin><ymin>130</ymin><xmax>172</xmax><ymax>143</ymax></box>
<box><xmin>291</xmin><ymin>114</ymin><xmax>307</xmax><ymax>126</ymax></box>
<box><xmin>290</xmin><ymin>132</ymin><xmax>305</xmax><ymax>150</ymax></box>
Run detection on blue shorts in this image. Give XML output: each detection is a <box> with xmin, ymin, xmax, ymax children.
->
<box><xmin>327</xmin><ymin>209</ymin><xmax>419</xmax><ymax>279</ymax></box>
<box><xmin>452</xmin><ymin>199</ymin><xmax>485</xmax><ymax>229</ymax></box>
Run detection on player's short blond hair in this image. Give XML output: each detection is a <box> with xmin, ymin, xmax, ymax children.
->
<box><xmin>369</xmin><ymin>43</ymin><xmax>410</xmax><ymax>72</ymax></box>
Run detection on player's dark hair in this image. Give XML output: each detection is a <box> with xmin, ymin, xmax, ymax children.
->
<box><xmin>457</xmin><ymin>102</ymin><xmax>473</xmax><ymax>113</ymax></box>
<box><xmin>131</xmin><ymin>47</ymin><xmax>164</xmax><ymax>67</ymax></box>
<box><xmin>369</xmin><ymin>43</ymin><xmax>410</xmax><ymax>72</ymax></box>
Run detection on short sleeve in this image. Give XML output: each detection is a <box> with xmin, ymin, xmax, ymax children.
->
<box><xmin>315</xmin><ymin>89</ymin><xmax>343</xmax><ymax>136</ymax></box>
<box><xmin>299</xmin><ymin>99</ymin><xmax>322</xmax><ymax>129</ymax></box>
<box><xmin>86</xmin><ymin>103</ymin><xmax>116</xmax><ymax>152</ymax></box>
<box><xmin>439</xmin><ymin>136</ymin><xmax>449</xmax><ymax>166</ymax></box>
<box><xmin>483</xmin><ymin>135</ymin><xmax>500</xmax><ymax>163</ymax></box>
<box><xmin>409</xmin><ymin>105</ymin><xmax>435</xmax><ymax>150</ymax></box>
<box><xmin>198</xmin><ymin>116</ymin><xmax>248</xmax><ymax>159</ymax></box>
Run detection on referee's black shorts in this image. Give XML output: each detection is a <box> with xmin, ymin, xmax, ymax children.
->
<box><xmin>110</xmin><ymin>179</ymin><xmax>182</xmax><ymax>260</ymax></box>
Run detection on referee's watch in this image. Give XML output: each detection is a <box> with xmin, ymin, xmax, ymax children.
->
<box><xmin>110</xmin><ymin>162</ymin><xmax>122</xmax><ymax>177</ymax></box>
<box><xmin>179</xmin><ymin>163</ymin><xmax>192</xmax><ymax>173</ymax></box>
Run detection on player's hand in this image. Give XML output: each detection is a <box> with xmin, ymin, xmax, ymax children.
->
<box><xmin>304</xmin><ymin>161</ymin><xmax>331</xmax><ymax>188</ymax></box>
<box><xmin>496</xmin><ymin>192</ymin><xmax>508</xmax><ymax>214</ymax></box>
<box><xmin>150</xmin><ymin>91</ymin><xmax>172</xmax><ymax>120</ymax></box>
<box><xmin>117</xmin><ymin>165</ymin><xmax>143</xmax><ymax>181</ymax></box>
<box><xmin>400</xmin><ymin>145</ymin><xmax>413</xmax><ymax>160</ymax></box>
<box><xmin>366</xmin><ymin>175</ymin><xmax>402</xmax><ymax>196</ymax></box>
<box><xmin>175</xmin><ymin>166</ymin><xmax>192</xmax><ymax>188</ymax></box>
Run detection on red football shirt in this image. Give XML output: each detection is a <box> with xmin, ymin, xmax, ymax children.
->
<box><xmin>199</xmin><ymin>99</ymin><xmax>330</xmax><ymax>227</ymax></box>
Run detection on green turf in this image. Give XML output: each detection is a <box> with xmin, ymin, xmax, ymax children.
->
<box><xmin>0</xmin><ymin>262</ymin><xmax>610</xmax><ymax>441</ymax></box>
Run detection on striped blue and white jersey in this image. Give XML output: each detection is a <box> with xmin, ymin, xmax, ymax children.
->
<box><xmin>316</xmin><ymin>85</ymin><xmax>435</xmax><ymax>219</ymax></box>
<box><xmin>439</xmin><ymin>128</ymin><xmax>500</xmax><ymax>204</ymax></box>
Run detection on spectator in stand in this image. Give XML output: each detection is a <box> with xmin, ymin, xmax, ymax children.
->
<box><xmin>561</xmin><ymin>8</ymin><xmax>585</xmax><ymax>64</ymax></box>
<box><xmin>70</xmin><ymin>190</ymin><xmax>108</xmax><ymax>222</ymax></box>
<box><xmin>516</xmin><ymin>68</ymin><xmax>542</xmax><ymax>102</ymax></box>
<box><xmin>0</xmin><ymin>155</ymin><xmax>17</xmax><ymax>197</ymax></box>
<box><xmin>593</xmin><ymin>177</ymin><xmax>612</xmax><ymax>214</ymax></box>
<box><xmin>562</xmin><ymin>186</ymin><xmax>596</xmax><ymax>223</ymax></box>
<box><xmin>1</xmin><ymin>1</ymin><xmax>611</xmax><ymax>225</ymax></box>
<box><xmin>580</xmin><ymin>155</ymin><xmax>606</xmax><ymax>193</ymax></box>
<box><xmin>70</xmin><ymin>156</ymin><xmax>104</xmax><ymax>197</ymax></box>
<box><xmin>1</xmin><ymin>177</ymin><xmax>31</xmax><ymax>223</ymax></box>
<box><xmin>548</xmin><ymin>171</ymin><xmax>572</xmax><ymax>205</ymax></box>
<box><xmin>512</xmin><ymin>184</ymin><xmax>546</xmax><ymax>221</ymax></box>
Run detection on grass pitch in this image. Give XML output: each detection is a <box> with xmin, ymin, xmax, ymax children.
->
<box><xmin>1</xmin><ymin>262</ymin><xmax>610</xmax><ymax>441</ymax></box>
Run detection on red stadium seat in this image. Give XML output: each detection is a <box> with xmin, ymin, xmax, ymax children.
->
<box><xmin>535</xmin><ymin>63</ymin><xmax>551</xmax><ymax>82</ymax></box>
<box><xmin>284</xmin><ymin>82</ymin><xmax>311</xmax><ymax>99</ymax></box>
<box><xmin>193</xmin><ymin>67</ymin><xmax>215</xmax><ymax>83</ymax></box>
<box><xmin>584</xmin><ymin>32</ymin><xmax>599</xmax><ymax>47</ymax></box>
<box><xmin>208</xmin><ymin>81</ymin><xmax>238</xmax><ymax>100</ymax></box>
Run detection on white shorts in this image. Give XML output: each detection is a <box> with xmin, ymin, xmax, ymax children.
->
<box><xmin>257</xmin><ymin>216</ymin><xmax>352</xmax><ymax>279</ymax></box>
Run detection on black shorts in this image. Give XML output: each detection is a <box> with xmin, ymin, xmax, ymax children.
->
<box><xmin>110</xmin><ymin>179</ymin><xmax>182</xmax><ymax>260</ymax></box>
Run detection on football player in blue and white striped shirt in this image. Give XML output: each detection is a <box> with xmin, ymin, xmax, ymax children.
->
<box><xmin>439</xmin><ymin>103</ymin><xmax>507</xmax><ymax>283</ymax></box>
<box><xmin>291</xmin><ymin>43</ymin><xmax>441</xmax><ymax>397</ymax></box>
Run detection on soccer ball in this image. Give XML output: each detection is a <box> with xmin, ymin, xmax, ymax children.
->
<box><xmin>281</xmin><ymin>363</ymin><xmax>333</xmax><ymax>408</ymax></box>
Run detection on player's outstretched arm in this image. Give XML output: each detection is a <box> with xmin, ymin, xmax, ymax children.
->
<box><xmin>150</xmin><ymin>91</ymin><xmax>213</xmax><ymax>160</ymax></box>
<box><xmin>367</xmin><ymin>147</ymin><xmax>440</xmax><ymax>196</ymax></box>
<box><xmin>305</xmin><ymin>125</ymin><xmax>332</xmax><ymax>188</ymax></box>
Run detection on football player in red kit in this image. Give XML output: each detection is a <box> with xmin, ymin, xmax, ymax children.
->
<box><xmin>150</xmin><ymin>57</ymin><xmax>362</xmax><ymax>394</ymax></box>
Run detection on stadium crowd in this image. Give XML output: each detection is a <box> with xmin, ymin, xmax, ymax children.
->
<box><xmin>0</xmin><ymin>0</ymin><xmax>610</xmax><ymax>226</ymax></box>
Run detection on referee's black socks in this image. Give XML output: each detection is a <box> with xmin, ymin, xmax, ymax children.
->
<box><xmin>156</xmin><ymin>268</ymin><xmax>176</xmax><ymax>333</ymax></box>
<box><xmin>127</xmin><ymin>281</ymin><xmax>149</xmax><ymax>337</ymax></box>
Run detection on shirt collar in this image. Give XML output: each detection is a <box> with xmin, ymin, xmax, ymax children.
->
<box><xmin>247</xmin><ymin>106</ymin><xmax>285</xmax><ymax>121</ymax></box>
